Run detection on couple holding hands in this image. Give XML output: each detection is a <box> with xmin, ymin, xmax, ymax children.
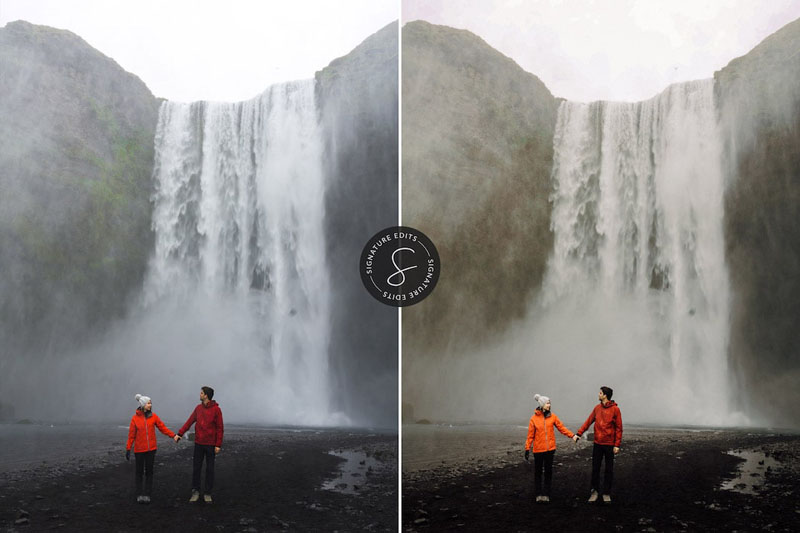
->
<box><xmin>525</xmin><ymin>386</ymin><xmax>622</xmax><ymax>503</ymax></box>
<box><xmin>126</xmin><ymin>386</ymin><xmax>224</xmax><ymax>504</ymax></box>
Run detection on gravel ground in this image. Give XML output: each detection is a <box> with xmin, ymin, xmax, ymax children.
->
<box><xmin>0</xmin><ymin>425</ymin><xmax>397</xmax><ymax>532</ymax></box>
<box><xmin>403</xmin><ymin>425</ymin><xmax>800</xmax><ymax>532</ymax></box>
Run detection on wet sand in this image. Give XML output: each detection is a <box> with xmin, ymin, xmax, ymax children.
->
<box><xmin>403</xmin><ymin>425</ymin><xmax>800</xmax><ymax>532</ymax></box>
<box><xmin>0</xmin><ymin>425</ymin><xmax>397</xmax><ymax>532</ymax></box>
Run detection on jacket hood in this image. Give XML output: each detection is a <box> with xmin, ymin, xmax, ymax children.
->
<box><xmin>601</xmin><ymin>400</ymin><xmax>617</xmax><ymax>408</ymax></box>
<box><xmin>534</xmin><ymin>408</ymin><xmax>552</xmax><ymax>418</ymax></box>
<box><xmin>135</xmin><ymin>408</ymin><xmax>153</xmax><ymax>417</ymax></box>
<box><xmin>202</xmin><ymin>400</ymin><xmax>218</xmax><ymax>408</ymax></box>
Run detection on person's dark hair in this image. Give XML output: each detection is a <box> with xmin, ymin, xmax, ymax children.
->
<box><xmin>600</xmin><ymin>386</ymin><xmax>613</xmax><ymax>400</ymax></box>
<box><xmin>202</xmin><ymin>386</ymin><xmax>214</xmax><ymax>400</ymax></box>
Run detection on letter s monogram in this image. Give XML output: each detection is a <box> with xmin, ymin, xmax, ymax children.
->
<box><xmin>386</xmin><ymin>247</ymin><xmax>418</xmax><ymax>287</ymax></box>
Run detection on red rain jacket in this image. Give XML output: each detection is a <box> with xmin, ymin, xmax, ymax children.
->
<box><xmin>178</xmin><ymin>400</ymin><xmax>224</xmax><ymax>447</ymax></box>
<box><xmin>526</xmin><ymin>409</ymin><xmax>575</xmax><ymax>453</ymax></box>
<box><xmin>577</xmin><ymin>401</ymin><xmax>623</xmax><ymax>447</ymax></box>
<box><xmin>126</xmin><ymin>410</ymin><xmax>176</xmax><ymax>453</ymax></box>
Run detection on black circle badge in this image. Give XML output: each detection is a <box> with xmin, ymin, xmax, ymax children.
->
<box><xmin>360</xmin><ymin>226</ymin><xmax>440</xmax><ymax>307</ymax></box>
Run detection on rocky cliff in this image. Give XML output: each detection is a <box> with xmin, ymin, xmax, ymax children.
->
<box><xmin>316</xmin><ymin>22</ymin><xmax>399</xmax><ymax>425</ymax></box>
<box><xmin>0</xmin><ymin>21</ymin><xmax>160</xmax><ymax>354</ymax></box>
<box><xmin>716</xmin><ymin>18</ymin><xmax>800</xmax><ymax>426</ymax></box>
<box><xmin>402</xmin><ymin>21</ymin><xmax>558</xmax><ymax>356</ymax></box>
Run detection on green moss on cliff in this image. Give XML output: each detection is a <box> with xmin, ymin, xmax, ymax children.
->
<box><xmin>0</xmin><ymin>20</ymin><xmax>159</xmax><ymax>347</ymax></box>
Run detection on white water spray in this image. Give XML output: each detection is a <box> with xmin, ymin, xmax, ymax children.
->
<box><xmin>143</xmin><ymin>80</ymin><xmax>333</xmax><ymax>424</ymax></box>
<box><xmin>542</xmin><ymin>79</ymin><xmax>737</xmax><ymax>424</ymax></box>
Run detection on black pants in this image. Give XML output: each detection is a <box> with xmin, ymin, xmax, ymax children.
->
<box><xmin>591</xmin><ymin>443</ymin><xmax>614</xmax><ymax>494</ymax></box>
<box><xmin>533</xmin><ymin>450</ymin><xmax>555</xmax><ymax>496</ymax></box>
<box><xmin>134</xmin><ymin>450</ymin><xmax>156</xmax><ymax>496</ymax></box>
<box><xmin>192</xmin><ymin>444</ymin><xmax>216</xmax><ymax>493</ymax></box>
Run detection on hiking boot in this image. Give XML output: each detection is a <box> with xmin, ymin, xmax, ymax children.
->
<box><xmin>142</xmin><ymin>495</ymin><xmax>151</xmax><ymax>504</ymax></box>
<box><xmin>602</xmin><ymin>494</ymin><xmax>611</xmax><ymax>503</ymax></box>
<box><xmin>203</xmin><ymin>494</ymin><xmax>213</xmax><ymax>503</ymax></box>
<box><xmin>189</xmin><ymin>490</ymin><xmax>200</xmax><ymax>503</ymax></box>
<box><xmin>542</xmin><ymin>495</ymin><xmax>550</xmax><ymax>503</ymax></box>
<box><xmin>136</xmin><ymin>495</ymin><xmax>145</xmax><ymax>504</ymax></box>
<box><xmin>588</xmin><ymin>490</ymin><xmax>599</xmax><ymax>503</ymax></box>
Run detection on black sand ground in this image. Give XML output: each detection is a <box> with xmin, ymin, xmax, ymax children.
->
<box><xmin>403</xmin><ymin>427</ymin><xmax>800</xmax><ymax>532</ymax></box>
<box><xmin>0</xmin><ymin>428</ymin><xmax>397</xmax><ymax>532</ymax></box>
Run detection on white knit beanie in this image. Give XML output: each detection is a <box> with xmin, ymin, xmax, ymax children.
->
<box><xmin>135</xmin><ymin>394</ymin><xmax>151</xmax><ymax>408</ymax></box>
<box><xmin>534</xmin><ymin>394</ymin><xmax>550</xmax><ymax>408</ymax></box>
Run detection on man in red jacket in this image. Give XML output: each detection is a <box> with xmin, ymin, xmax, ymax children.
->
<box><xmin>576</xmin><ymin>386</ymin><xmax>622</xmax><ymax>503</ymax></box>
<box><xmin>178</xmin><ymin>386</ymin><xmax>224</xmax><ymax>503</ymax></box>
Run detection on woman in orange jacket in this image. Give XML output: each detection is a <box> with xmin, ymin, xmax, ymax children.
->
<box><xmin>126</xmin><ymin>394</ymin><xmax>181</xmax><ymax>503</ymax></box>
<box><xmin>524</xmin><ymin>393</ymin><xmax>577</xmax><ymax>502</ymax></box>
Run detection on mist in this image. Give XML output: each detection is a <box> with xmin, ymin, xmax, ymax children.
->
<box><xmin>407</xmin><ymin>288</ymin><xmax>752</xmax><ymax>426</ymax></box>
<box><xmin>2</xmin><ymin>292</ymin><xmax>348</xmax><ymax>424</ymax></box>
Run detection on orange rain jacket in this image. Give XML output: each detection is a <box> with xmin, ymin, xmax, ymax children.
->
<box><xmin>525</xmin><ymin>409</ymin><xmax>575</xmax><ymax>453</ymax></box>
<box><xmin>126</xmin><ymin>409</ymin><xmax>176</xmax><ymax>453</ymax></box>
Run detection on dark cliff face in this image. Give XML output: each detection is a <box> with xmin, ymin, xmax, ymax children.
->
<box><xmin>0</xmin><ymin>21</ymin><xmax>160</xmax><ymax>353</ymax></box>
<box><xmin>716</xmin><ymin>18</ymin><xmax>800</xmax><ymax>427</ymax></box>
<box><xmin>401</xmin><ymin>21</ymin><xmax>558</xmax><ymax>358</ymax></box>
<box><xmin>316</xmin><ymin>22</ymin><xmax>399</xmax><ymax>426</ymax></box>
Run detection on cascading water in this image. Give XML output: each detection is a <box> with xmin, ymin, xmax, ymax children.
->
<box><xmin>541</xmin><ymin>79</ymin><xmax>737</xmax><ymax>424</ymax></box>
<box><xmin>143</xmin><ymin>80</ymin><xmax>333</xmax><ymax>425</ymax></box>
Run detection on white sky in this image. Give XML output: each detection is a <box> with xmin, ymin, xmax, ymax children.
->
<box><xmin>0</xmin><ymin>0</ymin><xmax>397</xmax><ymax>102</ymax></box>
<box><xmin>403</xmin><ymin>0</ymin><xmax>800</xmax><ymax>102</ymax></box>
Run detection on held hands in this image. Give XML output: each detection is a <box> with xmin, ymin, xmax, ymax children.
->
<box><xmin>173</xmin><ymin>434</ymin><xmax>182</xmax><ymax>443</ymax></box>
<box><xmin>572</xmin><ymin>435</ymin><xmax>580</xmax><ymax>443</ymax></box>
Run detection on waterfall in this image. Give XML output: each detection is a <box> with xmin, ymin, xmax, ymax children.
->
<box><xmin>543</xmin><ymin>80</ymin><xmax>737</xmax><ymax>424</ymax></box>
<box><xmin>144</xmin><ymin>80</ymin><xmax>333</xmax><ymax>424</ymax></box>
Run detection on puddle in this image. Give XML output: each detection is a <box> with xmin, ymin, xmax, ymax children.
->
<box><xmin>720</xmin><ymin>449</ymin><xmax>780</xmax><ymax>494</ymax></box>
<box><xmin>321</xmin><ymin>449</ymin><xmax>380</xmax><ymax>495</ymax></box>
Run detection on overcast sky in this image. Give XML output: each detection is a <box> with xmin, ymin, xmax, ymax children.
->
<box><xmin>4</xmin><ymin>1</ymin><xmax>799</xmax><ymax>104</ymax></box>
<box><xmin>0</xmin><ymin>0</ymin><xmax>396</xmax><ymax>102</ymax></box>
<box><xmin>403</xmin><ymin>0</ymin><xmax>800</xmax><ymax>102</ymax></box>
